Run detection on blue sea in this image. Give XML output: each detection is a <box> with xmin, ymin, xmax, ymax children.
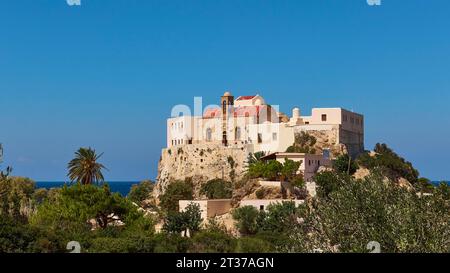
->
<box><xmin>432</xmin><ymin>181</ymin><xmax>450</xmax><ymax>186</ymax></box>
<box><xmin>35</xmin><ymin>181</ymin><xmax>140</xmax><ymax>196</ymax></box>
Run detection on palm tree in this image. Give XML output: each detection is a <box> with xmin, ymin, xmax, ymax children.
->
<box><xmin>67</xmin><ymin>147</ymin><xmax>107</xmax><ymax>185</ymax></box>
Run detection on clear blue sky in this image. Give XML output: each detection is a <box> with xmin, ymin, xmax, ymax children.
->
<box><xmin>1</xmin><ymin>0</ymin><xmax>449</xmax><ymax>181</ymax></box>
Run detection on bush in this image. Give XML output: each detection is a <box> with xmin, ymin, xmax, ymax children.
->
<box><xmin>128</xmin><ymin>180</ymin><xmax>154</xmax><ymax>204</ymax></box>
<box><xmin>259</xmin><ymin>201</ymin><xmax>301</xmax><ymax>233</ymax></box>
<box><xmin>296</xmin><ymin>174</ymin><xmax>450</xmax><ymax>253</ymax></box>
<box><xmin>255</xmin><ymin>188</ymin><xmax>265</xmax><ymax>199</ymax></box>
<box><xmin>163</xmin><ymin>202</ymin><xmax>202</xmax><ymax>235</ymax></box>
<box><xmin>357</xmin><ymin>143</ymin><xmax>419</xmax><ymax>184</ymax></box>
<box><xmin>415</xmin><ymin>178</ymin><xmax>435</xmax><ymax>194</ymax></box>
<box><xmin>232</xmin><ymin>206</ymin><xmax>260</xmax><ymax>235</ymax></box>
<box><xmin>159</xmin><ymin>180</ymin><xmax>193</xmax><ymax>213</ymax></box>
<box><xmin>190</xmin><ymin>231</ymin><xmax>236</xmax><ymax>253</ymax></box>
<box><xmin>0</xmin><ymin>176</ymin><xmax>36</xmax><ymax>218</ymax></box>
<box><xmin>280</xmin><ymin>159</ymin><xmax>301</xmax><ymax>182</ymax></box>
<box><xmin>152</xmin><ymin>233</ymin><xmax>192</xmax><ymax>253</ymax></box>
<box><xmin>30</xmin><ymin>183</ymin><xmax>142</xmax><ymax>234</ymax></box>
<box><xmin>247</xmin><ymin>160</ymin><xmax>283</xmax><ymax>181</ymax></box>
<box><xmin>200</xmin><ymin>179</ymin><xmax>232</xmax><ymax>199</ymax></box>
<box><xmin>314</xmin><ymin>171</ymin><xmax>351</xmax><ymax>199</ymax></box>
<box><xmin>333</xmin><ymin>154</ymin><xmax>358</xmax><ymax>175</ymax></box>
<box><xmin>235</xmin><ymin>237</ymin><xmax>273</xmax><ymax>253</ymax></box>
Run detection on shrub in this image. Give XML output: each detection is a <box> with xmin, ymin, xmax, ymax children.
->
<box><xmin>232</xmin><ymin>206</ymin><xmax>260</xmax><ymax>235</ymax></box>
<box><xmin>333</xmin><ymin>154</ymin><xmax>358</xmax><ymax>175</ymax></box>
<box><xmin>247</xmin><ymin>152</ymin><xmax>266</xmax><ymax>165</ymax></box>
<box><xmin>128</xmin><ymin>180</ymin><xmax>154</xmax><ymax>204</ymax></box>
<box><xmin>255</xmin><ymin>188</ymin><xmax>265</xmax><ymax>199</ymax></box>
<box><xmin>314</xmin><ymin>171</ymin><xmax>350</xmax><ymax>199</ymax></box>
<box><xmin>259</xmin><ymin>201</ymin><xmax>301</xmax><ymax>233</ymax></box>
<box><xmin>357</xmin><ymin>143</ymin><xmax>419</xmax><ymax>184</ymax></box>
<box><xmin>159</xmin><ymin>180</ymin><xmax>193</xmax><ymax>213</ymax></box>
<box><xmin>280</xmin><ymin>159</ymin><xmax>301</xmax><ymax>182</ymax></box>
<box><xmin>247</xmin><ymin>160</ymin><xmax>283</xmax><ymax>181</ymax></box>
<box><xmin>190</xmin><ymin>231</ymin><xmax>236</xmax><ymax>253</ymax></box>
<box><xmin>163</xmin><ymin>202</ymin><xmax>202</xmax><ymax>235</ymax></box>
<box><xmin>152</xmin><ymin>233</ymin><xmax>192</xmax><ymax>253</ymax></box>
<box><xmin>296</xmin><ymin>174</ymin><xmax>450</xmax><ymax>253</ymax></box>
<box><xmin>235</xmin><ymin>237</ymin><xmax>273</xmax><ymax>253</ymax></box>
<box><xmin>200</xmin><ymin>179</ymin><xmax>232</xmax><ymax>199</ymax></box>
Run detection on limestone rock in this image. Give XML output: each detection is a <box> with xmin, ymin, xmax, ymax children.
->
<box><xmin>154</xmin><ymin>143</ymin><xmax>250</xmax><ymax>198</ymax></box>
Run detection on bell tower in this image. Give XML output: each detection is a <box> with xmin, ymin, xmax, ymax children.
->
<box><xmin>221</xmin><ymin>91</ymin><xmax>234</xmax><ymax>146</ymax></box>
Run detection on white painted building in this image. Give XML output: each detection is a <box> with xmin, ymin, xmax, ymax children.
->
<box><xmin>166</xmin><ymin>92</ymin><xmax>364</xmax><ymax>157</ymax></box>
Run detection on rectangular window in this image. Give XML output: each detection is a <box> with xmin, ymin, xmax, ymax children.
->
<box><xmin>272</xmin><ymin>132</ymin><xmax>277</xmax><ymax>141</ymax></box>
<box><xmin>259</xmin><ymin>205</ymin><xmax>264</xmax><ymax>211</ymax></box>
<box><xmin>258</xmin><ymin>133</ymin><xmax>263</xmax><ymax>144</ymax></box>
<box><xmin>321</xmin><ymin>114</ymin><xmax>327</xmax><ymax>122</ymax></box>
<box><xmin>343</xmin><ymin>115</ymin><xmax>348</xmax><ymax>122</ymax></box>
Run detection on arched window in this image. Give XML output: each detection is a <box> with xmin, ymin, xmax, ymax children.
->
<box><xmin>235</xmin><ymin>127</ymin><xmax>241</xmax><ymax>140</ymax></box>
<box><xmin>206</xmin><ymin>128</ymin><xmax>212</xmax><ymax>142</ymax></box>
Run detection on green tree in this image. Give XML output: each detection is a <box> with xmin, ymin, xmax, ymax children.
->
<box><xmin>31</xmin><ymin>183</ymin><xmax>141</xmax><ymax>231</ymax></box>
<box><xmin>280</xmin><ymin>159</ymin><xmax>301</xmax><ymax>182</ymax></box>
<box><xmin>259</xmin><ymin>201</ymin><xmax>301</xmax><ymax>233</ymax></box>
<box><xmin>159</xmin><ymin>180</ymin><xmax>193</xmax><ymax>213</ymax></box>
<box><xmin>235</xmin><ymin>237</ymin><xmax>273</xmax><ymax>253</ymax></box>
<box><xmin>333</xmin><ymin>154</ymin><xmax>358</xmax><ymax>175</ymax></box>
<box><xmin>67</xmin><ymin>147</ymin><xmax>107</xmax><ymax>185</ymax></box>
<box><xmin>163</xmin><ymin>202</ymin><xmax>202</xmax><ymax>235</ymax></box>
<box><xmin>152</xmin><ymin>233</ymin><xmax>192</xmax><ymax>253</ymax></box>
<box><xmin>314</xmin><ymin>171</ymin><xmax>350</xmax><ymax>199</ymax></box>
<box><xmin>0</xmin><ymin>176</ymin><xmax>36</xmax><ymax>219</ymax></box>
<box><xmin>190</xmin><ymin>231</ymin><xmax>236</xmax><ymax>253</ymax></box>
<box><xmin>295</xmin><ymin>174</ymin><xmax>450</xmax><ymax>253</ymax></box>
<box><xmin>247</xmin><ymin>151</ymin><xmax>266</xmax><ymax>165</ymax></box>
<box><xmin>415</xmin><ymin>177</ymin><xmax>435</xmax><ymax>194</ymax></box>
<box><xmin>200</xmin><ymin>179</ymin><xmax>232</xmax><ymax>199</ymax></box>
<box><xmin>128</xmin><ymin>180</ymin><xmax>154</xmax><ymax>204</ymax></box>
<box><xmin>232</xmin><ymin>206</ymin><xmax>260</xmax><ymax>235</ymax></box>
<box><xmin>357</xmin><ymin>143</ymin><xmax>419</xmax><ymax>184</ymax></box>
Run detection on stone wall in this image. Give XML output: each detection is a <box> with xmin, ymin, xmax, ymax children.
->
<box><xmin>155</xmin><ymin>143</ymin><xmax>250</xmax><ymax>197</ymax></box>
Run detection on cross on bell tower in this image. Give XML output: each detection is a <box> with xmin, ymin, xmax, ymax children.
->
<box><xmin>221</xmin><ymin>91</ymin><xmax>234</xmax><ymax>146</ymax></box>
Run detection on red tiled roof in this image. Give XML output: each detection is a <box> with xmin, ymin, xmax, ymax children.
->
<box><xmin>203</xmin><ymin>108</ymin><xmax>221</xmax><ymax>118</ymax></box>
<box><xmin>233</xmin><ymin>106</ymin><xmax>261</xmax><ymax>117</ymax></box>
<box><xmin>203</xmin><ymin>105</ymin><xmax>272</xmax><ymax>118</ymax></box>
<box><xmin>236</xmin><ymin>95</ymin><xmax>256</xmax><ymax>101</ymax></box>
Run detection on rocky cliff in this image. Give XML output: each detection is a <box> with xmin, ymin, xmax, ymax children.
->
<box><xmin>154</xmin><ymin>143</ymin><xmax>250</xmax><ymax>197</ymax></box>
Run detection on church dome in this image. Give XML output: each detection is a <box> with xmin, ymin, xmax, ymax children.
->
<box><xmin>223</xmin><ymin>91</ymin><xmax>232</xmax><ymax>96</ymax></box>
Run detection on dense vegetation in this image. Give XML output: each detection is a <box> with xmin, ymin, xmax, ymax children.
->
<box><xmin>0</xmin><ymin>144</ymin><xmax>449</xmax><ymax>253</ymax></box>
<box><xmin>200</xmin><ymin>179</ymin><xmax>232</xmax><ymax>199</ymax></box>
<box><xmin>357</xmin><ymin>143</ymin><xmax>420</xmax><ymax>184</ymax></box>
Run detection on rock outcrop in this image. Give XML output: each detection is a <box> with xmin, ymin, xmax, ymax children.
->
<box><xmin>154</xmin><ymin>143</ymin><xmax>250</xmax><ymax>197</ymax></box>
<box><xmin>293</xmin><ymin>128</ymin><xmax>347</xmax><ymax>158</ymax></box>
